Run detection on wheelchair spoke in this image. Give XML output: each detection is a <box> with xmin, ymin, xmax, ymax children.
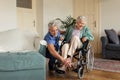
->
<box><xmin>86</xmin><ymin>46</ymin><xmax>94</xmax><ymax>71</ymax></box>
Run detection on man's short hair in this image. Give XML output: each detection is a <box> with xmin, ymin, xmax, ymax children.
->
<box><xmin>48</xmin><ymin>19</ymin><xmax>63</xmax><ymax>29</ymax></box>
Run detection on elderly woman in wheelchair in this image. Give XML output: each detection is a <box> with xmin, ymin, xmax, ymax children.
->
<box><xmin>58</xmin><ymin>16</ymin><xmax>94</xmax><ymax>78</ymax></box>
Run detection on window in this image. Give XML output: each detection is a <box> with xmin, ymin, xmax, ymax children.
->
<box><xmin>17</xmin><ymin>0</ymin><xmax>32</xmax><ymax>9</ymax></box>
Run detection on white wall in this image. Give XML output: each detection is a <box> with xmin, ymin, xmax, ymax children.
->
<box><xmin>0</xmin><ymin>0</ymin><xmax>16</xmax><ymax>32</ymax></box>
<box><xmin>35</xmin><ymin>0</ymin><xmax>44</xmax><ymax>39</ymax></box>
<box><xmin>101</xmin><ymin>0</ymin><xmax>120</xmax><ymax>36</ymax></box>
<box><xmin>43</xmin><ymin>0</ymin><xmax>73</xmax><ymax>36</ymax></box>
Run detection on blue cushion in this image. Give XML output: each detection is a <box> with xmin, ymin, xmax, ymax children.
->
<box><xmin>0</xmin><ymin>51</ymin><xmax>45</xmax><ymax>71</ymax></box>
<box><xmin>105</xmin><ymin>29</ymin><xmax>119</xmax><ymax>44</ymax></box>
<box><xmin>39</xmin><ymin>44</ymin><xmax>46</xmax><ymax>57</ymax></box>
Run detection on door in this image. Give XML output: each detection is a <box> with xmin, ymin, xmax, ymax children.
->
<box><xmin>17</xmin><ymin>0</ymin><xmax>36</xmax><ymax>30</ymax></box>
<box><xmin>74</xmin><ymin>0</ymin><xmax>100</xmax><ymax>55</ymax></box>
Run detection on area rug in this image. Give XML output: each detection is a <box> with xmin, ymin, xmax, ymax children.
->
<box><xmin>94</xmin><ymin>58</ymin><xmax>120</xmax><ymax>73</ymax></box>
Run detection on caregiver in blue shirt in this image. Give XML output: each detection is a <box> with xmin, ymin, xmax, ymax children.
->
<box><xmin>44</xmin><ymin>20</ymin><xmax>71</xmax><ymax>73</ymax></box>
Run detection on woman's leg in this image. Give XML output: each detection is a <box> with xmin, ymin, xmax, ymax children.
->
<box><xmin>68</xmin><ymin>36</ymin><xmax>82</xmax><ymax>57</ymax></box>
<box><xmin>61</xmin><ymin>43</ymin><xmax>69</xmax><ymax>59</ymax></box>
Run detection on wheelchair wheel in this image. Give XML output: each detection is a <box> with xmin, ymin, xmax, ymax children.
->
<box><xmin>86</xmin><ymin>45</ymin><xmax>94</xmax><ymax>71</ymax></box>
<box><xmin>78</xmin><ymin>66</ymin><xmax>84</xmax><ymax>79</ymax></box>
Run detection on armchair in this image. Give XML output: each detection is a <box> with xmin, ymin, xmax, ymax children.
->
<box><xmin>101</xmin><ymin>35</ymin><xmax>120</xmax><ymax>59</ymax></box>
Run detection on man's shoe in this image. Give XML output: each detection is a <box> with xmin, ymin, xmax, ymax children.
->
<box><xmin>55</xmin><ymin>60</ymin><xmax>62</xmax><ymax>67</ymax></box>
<box><xmin>55</xmin><ymin>68</ymin><xmax>65</xmax><ymax>74</ymax></box>
<box><xmin>55</xmin><ymin>66</ymin><xmax>66</xmax><ymax>74</ymax></box>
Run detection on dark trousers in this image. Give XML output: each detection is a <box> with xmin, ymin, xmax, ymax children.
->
<box><xmin>45</xmin><ymin>48</ymin><xmax>57</xmax><ymax>70</ymax></box>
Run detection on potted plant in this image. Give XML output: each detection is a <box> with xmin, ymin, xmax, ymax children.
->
<box><xmin>56</xmin><ymin>16</ymin><xmax>76</xmax><ymax>31</ymax></box>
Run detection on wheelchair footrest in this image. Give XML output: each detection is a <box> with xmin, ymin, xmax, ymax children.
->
<box><xmin>72</xmin><ymin>68</ymin><xmax>78</xmax><ymax>73</ymax></box>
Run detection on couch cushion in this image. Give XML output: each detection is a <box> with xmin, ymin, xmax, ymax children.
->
<box><xmin>106</xmin><ymin>44</ymin><xmax>120</xmax><ymax>51</ymax></box>
<box><xmin>22</xmin><ymin>30</ymin><xmax>39</xmax><ymax>51</ymax></box>
<box><xmin>105</xmin><ymin>29</ymin><xmax>119</xmax><ymax>44</ymax></box>
<box><xmin>0</xmin><ymin>29</ymin><xmax>39</xmax><ymax>52</ymax></box>
<box><xmin>0</xmin><ymin>51</ymin><xmax>45</xmax><ymax>71</ymax></box>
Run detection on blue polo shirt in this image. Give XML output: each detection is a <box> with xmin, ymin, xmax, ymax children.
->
<box><xmin>44</xmin><ymin>31</ymin><xmax>60</xmax><ymax>51</ymax></box>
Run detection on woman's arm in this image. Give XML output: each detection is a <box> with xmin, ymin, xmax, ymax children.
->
<box><xmin>83</xmin><ymin>26</ymin><xmax>94</xmax><ymax>41</ymax></box>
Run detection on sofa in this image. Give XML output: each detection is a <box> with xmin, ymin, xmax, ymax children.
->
<box><xmin>101</xmin><ymin>29</ymin><xmax>120</xmax><ymax>59</ymax></box>
<box><xmin>0</xmin><ymin>29</ymin><xmax>46</xmax><ymax>80</ymax></box>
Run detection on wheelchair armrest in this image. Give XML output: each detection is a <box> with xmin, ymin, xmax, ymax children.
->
<box><xmin>82</xmin><ymin>40</ymin><xmax>89</xmax><ymax>49</ymax></box>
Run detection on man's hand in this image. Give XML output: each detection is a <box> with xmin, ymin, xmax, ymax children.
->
<box><xmin>62</xmin><ymin>58</ymin><xmax>71</xmax><ymax>68</ymax></box>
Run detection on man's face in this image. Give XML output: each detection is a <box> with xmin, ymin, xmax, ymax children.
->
<box><xmin>49</xmin><ymin>26</ymin><xmax>58</xmax><ymax>37</ymax></box>
<box><xmin>76</xmin><ymin>20</ymin><xmax>86</xmax><ymax>30</ymax></box>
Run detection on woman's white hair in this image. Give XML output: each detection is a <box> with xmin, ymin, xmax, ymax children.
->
<box><xmin>48</xmin><ymin>19</ymin><xmax>63</xmax><ymax>29</ymax></box>
<box><xmin>76</xmin><ymin>16</ymin><xmax>87</xmax><ymax>24</ymax></box>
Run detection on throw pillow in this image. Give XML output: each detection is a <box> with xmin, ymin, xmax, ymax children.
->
<box><xmin>39</xmin><ymin>40</ymin><xmax>47</xmax><ymax>56</ymax></box>
<box><xmin>105</xmin><ymin>29</ymin><xmax>119</xmax><ymax>44</ymax></box>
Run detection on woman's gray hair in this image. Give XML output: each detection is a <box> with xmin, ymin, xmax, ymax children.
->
<box><xmin>48</xmin><ymin>19</ymin><xmax>63</xmax><ymax>29</ymax></box>
<box><xmin>76</xmin><ymin>16</ymin><xmax>87</xmax><ymax>24</ymax></box>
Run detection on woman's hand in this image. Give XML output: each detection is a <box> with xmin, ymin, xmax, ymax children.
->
<box><xmin>82</xmin><ymin>37</ymin><xmax>87</xmax><ymax>42</ymax></box>
<box><xmin>60</xmin><ymin>36</ymin><xmax>64</xmax><ymax>41</ymax></box>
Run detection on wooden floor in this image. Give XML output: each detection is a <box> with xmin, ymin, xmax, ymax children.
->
<box><xmin>46</xmin><ymin>69</ymin><xmax>120</xmax><ymax>80</ymax></box>
<box><xmin>46</xmin><ymin>55</ymin><xmax>120</xmax><ymax>80</ymax></box>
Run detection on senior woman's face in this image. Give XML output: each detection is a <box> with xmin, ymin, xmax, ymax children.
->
<box><xmin>49</xmin><ymin>26</ymin><xmax>58</xmax><ymax>37</ymax></box>
<box><xmin>76</xmin><ymin>19</ymin><xmax>86</xmax><ymax>30</ymax></box>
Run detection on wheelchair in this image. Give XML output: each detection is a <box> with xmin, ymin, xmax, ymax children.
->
<box><xmin>39</xmin><ymin>40</ymin><xmax>94</xmax><ymax>79</ymax></box>
<box><xmin>59</xmin><ymin>40</ymin><xmax>94</xmax><ymax>79</ymax></box>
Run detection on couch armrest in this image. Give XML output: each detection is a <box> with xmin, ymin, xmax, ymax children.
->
<box><xmin>101</xmin><ymin>36</ymin><xmax>108</xmax><ymax>46</ymax></box>
<box><xmin>101</xmin><ymin>36</ymin><xmax>109</xmax><ymax>58</ymax></box>
<box><xmin>118</xmin><ymin>35</ymin><xmax>120</xmax><ymax>42</ymax></box>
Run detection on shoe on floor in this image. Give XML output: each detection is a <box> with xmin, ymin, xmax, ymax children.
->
<box><xmin>55</xmin><ymin>66</ymin><xmax>66</xmax><ymax>74</ymax></box>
